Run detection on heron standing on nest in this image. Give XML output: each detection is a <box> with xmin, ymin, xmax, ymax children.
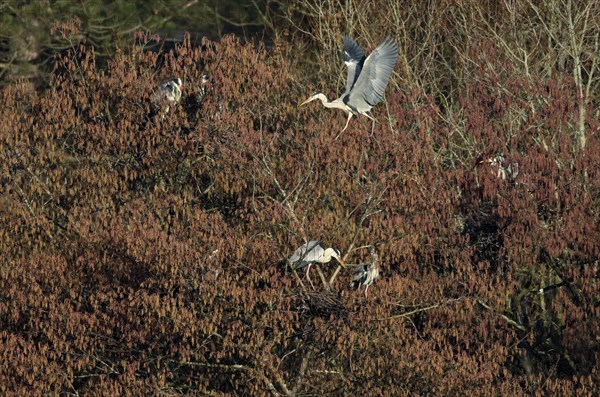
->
<box><xmin>288</xmin><ymin>240</ymin><xmax>346</xmax><ymax>288</ymax></box>
<box><xmin>300</xmin><ymin>36</ymin><xmax>399</xmax><ymax>138</ymax></box>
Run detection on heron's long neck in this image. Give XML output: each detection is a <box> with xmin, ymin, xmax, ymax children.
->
<box><xmin>315</xmin><ymin>93</ymin><xmax>334</xmax><ymax>107</ymax></box>
<box><xmin>316</xmin><ymin>94</ymin><xmax>348</xmax><ymax>113</ymax></box>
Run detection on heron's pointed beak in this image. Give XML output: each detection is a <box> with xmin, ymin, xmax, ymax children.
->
<box><xmin>299</xmin><ymin>98</ymin><xmax>312</xmax><ymax>107</ymax></box>
<box><xmin>337</xmin><ymin>257</ymin><xmax>346</xmax><ymax>268</ymax></box>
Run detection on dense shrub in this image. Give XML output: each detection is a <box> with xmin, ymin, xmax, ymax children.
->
<box><xmin>1</xmin><ymin>5</ymin><xmax>599</xmax><ymax>395</ymax></box>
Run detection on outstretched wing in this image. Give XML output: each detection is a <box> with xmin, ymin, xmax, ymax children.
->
<box><xmin>346</xmin><ymin>37</ymin><xmax>398</xmax><ymax>112</ymax></box>
<box><xmin>342</xmin><ymin>36</ymin><xmax>366</xmax><ymax>95</ymax></box>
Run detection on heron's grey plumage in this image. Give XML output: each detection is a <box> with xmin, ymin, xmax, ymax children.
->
<box><xmin>288</xmin><ymin>240</ymin><xmax>345</xmax><ymax>288</ymax></box>
<box><xmin>300</xmin><ymin>36</ymin><xmax>399</xmax><ymax>137</ymax></box>
<box><xmin>351</xmin><ymin>263</ymin><xmax>379</xmax><ymax>291</ymax></box>
<box><xmin>351</xmin><ymin>251</ymin><xmax>380</xmax><ymax>296</ymax></box>
<box><xmin>288</xmin><ymin>241</ymin><xmax>324</xmax><ymax>269</ymax></box>
<box><xmin>342</xmin><ymin>36</ymin><xmax>365</xmax><ymax>95</ymax></box>
<box><xmin>198</xmin><ymin>74</ymin><xmax>209</xmax><ymax>99</ymax></box>
<box><xmin>154</xmin><ymin>78</ymin><xmax>182</xmax><ymax>104</ymax></box>
<box><xmin>346</xmin><ymin>37</ymin><xmax>398</xmax><ymax>110</ymax></box>
<box><xmin>153</xmin><ymin>78</ymin><xmax>182</xmax><ymax>118</ymax></box>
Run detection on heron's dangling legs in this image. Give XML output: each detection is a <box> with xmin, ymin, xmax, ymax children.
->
<box><xmin>362</xmin><ymin>112</ymin><xmax>378</xmax><ymax>137</ymax></box>
<box><xmin>335</xmin><ymin>113</ymin><xmax>354</xmax><ymax>140</ymax></box>
<box><xmin>342</xmin><ymin>112</ymin><xmax>353</xmax><ymax>131</ymax></box>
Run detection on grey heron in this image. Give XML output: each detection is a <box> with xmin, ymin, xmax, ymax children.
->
<box><xmin>482</xmin><ymin>154</ymin><xmax>519</xmax><ymax>181</ymax></box>
<box><xmin>300</xmin><ymin>36</ymin><xmax>399</xmax><ymax>137</ymax></box>
<box><xmin>199</xmin><ymin>74</ymin><xmax>209</xmax><ymax>98</ymax></box>
<box><xmin>351</xmin><ymin>250</ymin><xmax>380</xmax><ymax>297</ymax></box>
<box><xmin>153</xmin><ymin>78</ymin><xmax>182</xmax><ymax>118</ymax></box>
<box><xmin>288</xmin><ymin>241</ymin><xmax>346</xmax><ymax>288</ymax></box>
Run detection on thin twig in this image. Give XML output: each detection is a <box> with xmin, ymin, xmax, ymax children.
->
<box><xmin>475</xmin><ymin>298</ymin><xmax>527</xmax><ymax>332</ymax></box>
<box><xmin>378</xmin><ymin>298</ymin><xmax>463</xmax><ymax>321</ymax></box>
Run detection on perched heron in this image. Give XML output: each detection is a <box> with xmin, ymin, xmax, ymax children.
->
<box><xmin>300</xmin><ymin>36</ymin><xmax>399</xmax><ymax>137</ymax></box>
<box><xmin>288</xmin><ymin>241</ymin><xmax>346</xmax><ymax>288</ymax></box>
<box><xmin>351</xmin><ymin>250</ymin><xmax>380</xmax><ymax>297</ymax></box>
<box><xmin>199</xmin><ymin>74</ymin><xmax>209</xmax><ymax>98</ymax></box>
<box><xmin>482</xmin><ymin>154</ymin><xmax>519</xmax><ymax>181</ymax></box>
<box><xmin>153</xmin><ymin>78</ymin><xmax>182</xmax><ymax>118</ymax></box>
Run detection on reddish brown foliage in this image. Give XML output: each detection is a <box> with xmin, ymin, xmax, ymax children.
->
<box><xmin>0</xmin><ymin>16</ymin><xmax>599</xmax><ymax>396</ymax></box>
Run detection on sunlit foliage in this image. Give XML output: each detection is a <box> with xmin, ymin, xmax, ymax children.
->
<box><xmin>1</xmin><ymin>3</ymin><xmax>599</xmax><ymax>394</ymax></box>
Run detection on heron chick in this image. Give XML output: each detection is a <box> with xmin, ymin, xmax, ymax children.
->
<box><xmin>300</xmin><ymin>36</ymin><xmax>399</xmax><ymax>138</ymax></box>
<box><xmin>288</xmin><ymin>240</ymin><xmax>346</xmax><ymax>288</ymax></box>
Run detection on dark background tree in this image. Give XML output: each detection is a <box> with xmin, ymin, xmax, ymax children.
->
<box><xmin>0</xmin><ymin>0</ymin><xmax>289</xmax><ymax>88</ymax></box>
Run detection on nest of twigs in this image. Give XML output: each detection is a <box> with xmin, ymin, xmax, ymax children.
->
<box><xmin>300</xmin><ymin>289</ymin><xmax>348</xmax><ymax>321</ymax></box>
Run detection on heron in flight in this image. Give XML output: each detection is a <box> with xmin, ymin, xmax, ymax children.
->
<box><xmin>288</xmin><ymin>241</ymin><xmax>346</xmax><ymax>288</ymax></box>
<box><xmin>153</xmin><ymin>78</ymin><xmax>182</xmax><ymax>118</ymax></box>
<box><xmin>351</xmin><ymin>249</ymin><xmax>380</xmax><ymax>297</ymax></box>
<box><xmin>300</xmin><ymin>36</ymin><xmax>399</xmax><ymax>137</ymax></box>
